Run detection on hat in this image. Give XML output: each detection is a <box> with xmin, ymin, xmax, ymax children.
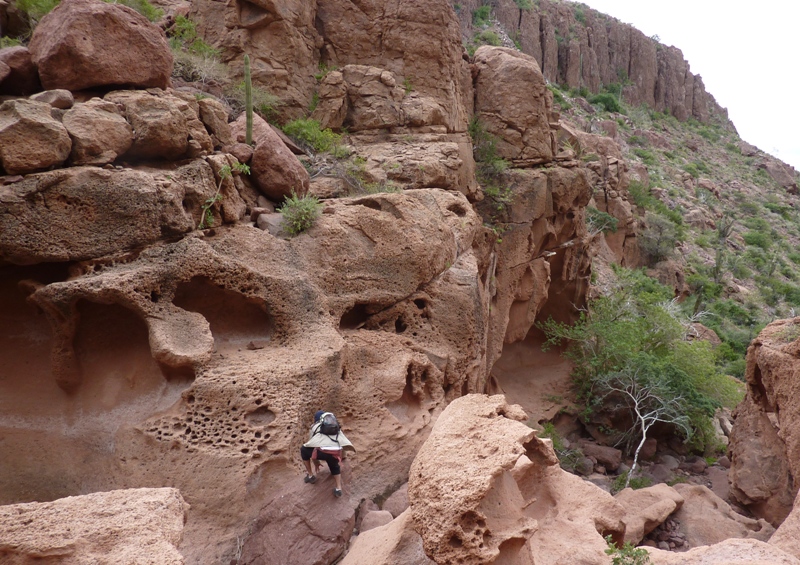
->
<box><xmin>314</xmin><ymin>410</ymin><xmax>325</xmax><ymax>422</ymax></box>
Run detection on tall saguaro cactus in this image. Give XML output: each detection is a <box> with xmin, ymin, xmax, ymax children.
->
<box><xmin>244</xmin><ymin>54</ymin><xmax>253</xmax><ymax>146</ymax></box>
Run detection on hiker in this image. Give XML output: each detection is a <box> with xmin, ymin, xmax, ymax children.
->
<box><xmin>300</xmin><ymin>410</ymin><xmax>355</xmax><ymax>497</ymax></box>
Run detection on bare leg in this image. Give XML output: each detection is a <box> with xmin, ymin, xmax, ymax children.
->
<box><xmin>334</xmin><ymin>474</ymin><xmax>342</xmax><ymax>491</ymax></box>
<box><xmin>302</xmin><ymin>459</ymin><xmax>314</xmax><ymax>477</ymax></box>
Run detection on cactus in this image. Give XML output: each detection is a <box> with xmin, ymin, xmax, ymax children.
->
<box><xmin>244</xmin><ymin>54</ymin><xmax>253</xmax><ymax>146</ymax></box>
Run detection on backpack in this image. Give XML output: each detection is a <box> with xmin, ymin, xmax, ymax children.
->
<box><xmin>318</xmin><ymin>412</ymin><xmax>341</xmax><ymax>437</ymax></box>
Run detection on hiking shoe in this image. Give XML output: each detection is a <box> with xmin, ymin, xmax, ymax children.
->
<box><xmin>333</xmin><ymin>488</ymin><xmax>342</xmax><ymax>497</ymax></box>
<box><xmin>304</xmin><ymin>475</ymin><xmax>317</xmax><ymax>484</ymax></box>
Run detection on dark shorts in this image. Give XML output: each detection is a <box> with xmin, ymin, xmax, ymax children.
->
<box><xmin>300</xmin><ymin>445</ymin><xmax>341</xmax><ymax>476</ymax></box>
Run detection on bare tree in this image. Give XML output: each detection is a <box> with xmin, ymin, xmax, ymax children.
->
<box><xmin>594</xmin><ymin>366</ymin><xmax>692</xmax><ymax>489</ymax></box>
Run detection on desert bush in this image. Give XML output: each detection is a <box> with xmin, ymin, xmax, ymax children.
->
<box><xmin>108</xmin><ymin>0</ymin><xmax>163</xmax><ymax>21</ymax></box>
<box><xmin>280</xmin><ymin>193</ymin><xmax>322</xmax><ymax>235</ymax></box>
<box><xmin>632</xmin><ymin>148</ymin><xmax>656</xmax><ymax>165</ymax></box>
<box><xmin>587</xmin><ymin>206</ymin><xmax>618</xmax><ymax>234</ymax></box>
<box><xmin>472</xmin><ymin>5</ymin><xmax>491</xmax><ymax>26</ymax></box>
<box><xmin>547</xmin><ymin>84</ymin><xmax>571</xmax><ymax>110</ymax></box>
<box><xmin>283</xmin><ymin>119</ymin><xmax>344</xmax><ymax>154</ymax></box>
<box><xmin>639</xmin><ymin>212</ymin><xmax>679</xmax><ymax>264</ymax></box>
<box><xmin>742</xmin><ymin>230</ymin><xmax>771</xmax><ymax>250</ymax></box>
<box><xmin>589</xmin><ymin>92</ymin><xmax>621</xmax><ymax>113</ymax></box>
<box><xmin>605</xmin><ymin>535</ymin><xmax>652</xmax><ymax>564</ymax></box>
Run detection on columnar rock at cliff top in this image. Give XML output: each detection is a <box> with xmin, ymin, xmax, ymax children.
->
<box><xmin>729</xmin><ymin>317</ymin><xmax>800</xmax><ymax>525</ymax></box>
<box><xmin>460</xmin><ymin>0</ymin><xmax>729</xmax><ymax>126</ymax></box>
<box><xmin>409</xmin><ymin>394</ymin><xmax>625</xmax><ymax>565</ymax></box>
<box><xmin>28</xmin><ymin>0</ymin><xmax>172</xmax><ymax>91</ymax></box>
<box><xmin>0</xmin><ymin>488</ymin><xmax>188</xmax><ymax>564</ymax></box>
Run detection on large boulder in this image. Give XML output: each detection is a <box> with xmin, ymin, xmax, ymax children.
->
<box><xmin>0</xmin><ymin>46</ymin><xmax>41</xmax><ymax>95</ymax></box>
<box><xmin>615</xmin><ymin>483</ymin><xmax>684</xmax><ymax>544</ymax></box>
<box><xmin>771</xmin><ymin>490</ymin><xmax>800</xmax><ymax>560</ymax></box>
<box><xmin>729</xmin><ymin>317</ymin><xmax>800</xmax><ymax>525</ymax></box>
<box><xmin>0</xmin><ymin>161</ymin><xmax>217</xmax><ymax>265</ymax></box>
<box><xmin>62</xmin><ymin>98</ymin><xmax>133</xmax><ymax>165</ymax></box>
<box><xmin>0</xmin><ymin>99</ymin><xmax>71</xmax><ymax>174</ymax></box>
<box><xmin>28</xmin><ymin>0</ymin><xmax>172</xmax><ymax>91</ymax></box>
<box><xmin>231</xmin><ymin>113</ymin><xmax>310</xmax><ymax>201</ymax></box>
<box><xmin>105</xmin><ymin>90</ymin><xmax>190</xmax><ymax>161</ymax></box>
<box><xmin>473</xmin><ymin>46</ymin><xmax>555</xmax><ymax>165</ymax></box>
<box><xmin>408</xmin><ymin>394</ymin><xmax>625</xmax><ymax>565</ymax></box>
<box><xmin>0</xmin><ymin>488</ymin><xmax>187</xmax><ymax>564</ymax></box>
<box><xmin>671</xmin><ymin>484</ymin><xmax>774</xmax><ymax>548</ymax></box>
<box><xmin>341</xmin><ymin>509</ymin><xmax>434</xmax><ymax>565</ymax></box>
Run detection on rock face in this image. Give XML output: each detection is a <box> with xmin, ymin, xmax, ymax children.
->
<box><xmin>457</xmin><ymin>0</ymin><xmax>729</xmax><ymax>124</ymax></box>
<box><xmin>0</xmin><ymin>162</ymin><xmax>217</xmax><ymax>265</ymax></box>
<box><xmin>408</xmin><ymin>394</ymin><xmax>625</xmax><ymax>565</ymax></box>
<box><xmin>28</xmin><ymin>0</ymin><xmax>172</xmax><ymax>91</ymax></box>
<box><xmin>0</xmin><ymin>488</ymin><xmax>188</xmax><ymax>564</ymax></box>
<box><xmin>729</xmin><ymin>318</ymin><xmax>800</xmax><ymax>525</ymax></box>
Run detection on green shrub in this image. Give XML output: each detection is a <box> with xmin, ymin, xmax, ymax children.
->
<box><xmin>472</xmin><ymin>4</ymin><xmax>491</xmax><ymax>26</ymax></box>
<box><xmin>514</xmin><ymin>0</ymin><xmax>532</xmax><ymax>9</ymax></box>
<box><xmin>280</xmin><ymin>193</ymin><xmax>322</xmax><ymax>235</ymax></box>
<box><xmin>16</xmin><ymin>0</ymin><xmax>59</xmax><ymax>27</ymax></box>
<box><xmin>627</xmin><ymin>135</ymin><xmax>647</xmax><ymax>147</ymax></box>
<box><xmin>632</xmin><ymin>148</ymin><xmax>656</xmax><ymax>165</ymax></box>
<box><xmin>742</xmin><ymin>231</ymin><xmax>771</xmax><ymax>250</ymax></box>
<box><xmin>476</xmin><ymin>30</ymin><xmax>500</xmax><ymax>46</ymax></box>
<box><xmin>110</xmin><ymin>0</ymin><xmax>162</xmax><ymax>21</ymax></box>
<box><xmin>574</xmin><ymin>6</ymin><xmax>586</xmax><ymax>24</ymax></box>
<box><xmin>169</xmin><ymin>15</ymin><xmax>217</xmax><ymax>55</ymax></box>
<box><xmin>548</xmin><ymin>84</ymin><xmax>571</xmax><ymax>110</ymax></box>
<box><xmin>283</xmin><ymin>119</ymin><xmax>342</xmax><ymax>154</ymax></box>
<box><xmin>587</xmin><ymin>206</ymin><xmax>618</xmax><ymax>234</ymax></box>
<box><xmin>639</xmin><ymin>212</ymin><xmax>679</xmax><ymax>264</ymax></box>
<box><xmin>610</xmin><ymin>473</ymin><xmax>653</xmax><ymax>495</ymax></box>
<box><xmin>0</xmin><ymin>37</ymin><xmax>22</xmax><ymax>48</ymax></box>
<box><xmin>589</xmin><ymin>92</ymin><xmax>621</xmax><ymax>113</ymax></box>
<box><xmin>605</xmin><ymin>535</ymin><xmax>652</xmax><ymax>565</ymax></box>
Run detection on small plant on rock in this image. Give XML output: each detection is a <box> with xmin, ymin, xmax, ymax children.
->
<box><xmin>199</xmin><ymin>162</ymin><xmax>250</xmax><ymax>229</ymax></box>
<box><xmin>280</xmin><ymin>193</ymin><xmax>322</xmax><ymax>236</ymax></box>
<box><xmin>604</xmin><ymin>535</ymin><xmax>651</xmax><ymax>565</ymax></box>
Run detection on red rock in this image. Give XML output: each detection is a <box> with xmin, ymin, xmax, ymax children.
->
<box><xmin>28</xmin><ymin>0</ymin><xmax>172</xmax><ymax>91</ymax></box>
<box><xmin>615</xmin><ymin>483</ymin><xmax>684</xmax><ymax>544</ymax></box>
<box><xmin>223</xmin><ymin>142</ymin><xmax>254</xmax><ymax>165</ymax></box>
<box><xmin>342</xmin><ymin>509</ymin><xmax>434</xmax><ymax>565</ymax></box>
<box><xmin>231</xmin><ymin>113</ymin><xmax>310</xmax><ymax>201</ymax></box>
<box><xmin>0</xmin><ymin>99</ymin><xmax>71</xmax><ymax>174</ymax></box>
<box><xmin>0</xmin><ymin>46</ymin><xmax>41</xmax><ymax>95</ymax></box>
<box><xmin>382</xmin><ymin>482</ymin><xmax>409</xmax><ymax>518</ymax></box>
<box><xmin>62</xmin><ymin>99</ymin><xmax>133</xmax><ymax>165</ymax></box>
<box><xmin>197</xmin><ymin>97</ymin><xmax>232</xmax><ymax>148</ymax></box>
<box><xmin>29</xmin><ymin>89</ymin><xmax>74</xmax><ymax>109</ymax></box>
<box><xmin>578</xmin><ymin>440</ymin><xmax>622</xmax><ymax>472</ymax></box>
<box><xmin>105</xmin><ymin>90</ymin><xmax>188</xmax><ymax>160</ymax></box>
<box><xmin>361</xmin><ymin>510</ymin><xmax>394</xmax><ymax>532</ymax></box>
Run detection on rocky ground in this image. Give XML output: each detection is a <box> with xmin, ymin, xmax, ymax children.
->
<box><xmin>1</xmin><ymin>0</ymin><xmax>800</xmax><ymax>564</ymax></box>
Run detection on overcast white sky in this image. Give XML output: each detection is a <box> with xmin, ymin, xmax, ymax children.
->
<box><xmin>576</xmin><ymin>0</ymin><xmax>800</xmax><ymax>171</ymax></box>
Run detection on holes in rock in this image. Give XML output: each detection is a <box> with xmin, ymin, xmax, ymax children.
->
<box><xmin>414</xmin><ymin>299</ymin><xmax>427</xmax><ymax>310</ymax></box>
<box><xmin>246</xmin><ymin>406</ymin><xmax>276</xmax><ymax>426</ymax></box>
<box><xmin>340</xmin><ymin>303</ymin><xmax>369</xmax><ymax>330</ymax></box>
<box><xmin>448</xmin><ymin>535</ymin><xmax>463</xmax><ymax>548</ymax></box>
<box><xmin>173</xmin><ymin>276</ymin><xmax>273</xmax><ymax>352</ymax></box>
<box><xmin>149</xmin><ymin>291</ymin><xmax>159</xmax><ymax>302</ymax></box>
<box><xmin>394</xmin><ymin>317</ymin><xmax>407</xmax><ymax>333</ymax></box>
<box><xmin>350</xmin><ymin>198</ymin><xmax>382</xmax><ymax>211</ymax></box>
<box><xmin>448</xmin><ymin>203</ymin><xmax>467</xmax><ymax>217</ymax></box>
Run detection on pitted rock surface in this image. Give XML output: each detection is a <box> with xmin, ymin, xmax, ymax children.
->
<box><xmin>409</xmin><ymin>394</ymin><xmax>625</xmax><ymax>565</ymax></box>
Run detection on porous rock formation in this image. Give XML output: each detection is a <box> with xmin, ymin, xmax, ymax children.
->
<box><xmin>729</xmin><ymin>317</ymin><xmax>800</xmax><ymax>525</ymax></box>
<box><xmin>409</xmin><ymin>394</ymin><xmax>625</xmax><ymax>564</ymax></box>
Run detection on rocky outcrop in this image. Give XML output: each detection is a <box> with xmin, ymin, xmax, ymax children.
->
<box><xmin>456</xmin><ymin>0</ymin><xmax>729</xmax><ymax>125</ymax></box>
<box><xmin>62</xmin><ymin>99</ymin><xmax>134</xmax><ymax>165</ymax></box>
<box><xmin>408</xmin><ymin>394</ymin><xmax>625</xmax><ymax>564</ymax></box>
<box><xmin>341</xmin><ymin>509</ymin><xmax>434</xmax><ymax>565</ymax></box>
<box><xmin>647</xmin><ymin>538</ymin><xmax>800</xmax><ymax>565</ymax></box>
<box><xmin>729</xmin><ymin>318</ymin><xmax>800</xmax><ymax>525</ymax></box>
<box><xmin>473</xmin><ymin>46</ymin><xmax>555</xmax><ymax>165</ymax></box>
<box><xmin>615</xmin><ymin>483</ymin><xmax>684</xmax><ymax>544</ymax></box>
<box><xmin>0</xmin><ymin>488</ymin><xmax>187</xmax><ymax>564</ymax></box>
<box><xmin>28</xmin><ymin>0</ymin><xmax>172</xmax><ymax>91</ymax></box>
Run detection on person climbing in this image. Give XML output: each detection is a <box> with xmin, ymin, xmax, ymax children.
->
<box><xmin>300</xmin><ymin>410</ymin><xmax>355</xmax><ymax>498</ymax></box>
